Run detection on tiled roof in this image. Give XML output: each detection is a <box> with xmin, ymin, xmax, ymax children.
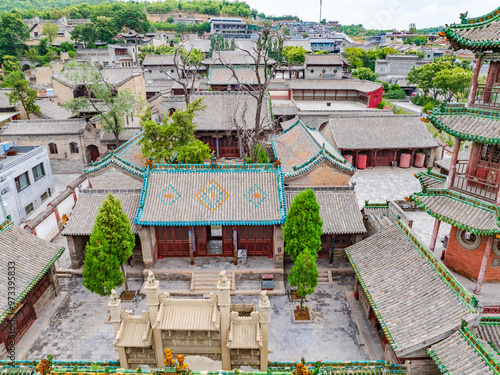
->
<box><xmin>142</xmin><ymin>54</ymin><xmax>181</xmax><ymax>66</ymax></box>
<box><xmin>304</xmin><ymin>54</ymin><xmax>347</xmax><ymax>66</ymax></box>
<box><xmin>443</xmin><ymin>7</ymin><xmax>500</xmax><ymax>52</ymax></box>
<box><xmin>53</xmin><ymin>67</ymin><xmax>141</xmax><ymax>88</ymax></box>
<box><xmin>285</xmin><ymin>187</ymin><xmax>366</xmax><ymax>235</ymax></box>
<box><xmin>271</xmin><ymin>118</ymin><xmax>355</xmax><ymax>177</ymax></box>
<box><xmin>0</xmin><ymin>119</ymin><xmax>88</xmax><ymax>136</ymax></box>
<box><xmin>410</xmin><ymin>189</ymin><xmax>500</xmax><ymax>235</ymax></box>
<box><xmin>156</xmin><ymin>297</ymin><xmax>220</xmax><ymax>331</ymax></box>
<box><xmin>427</xmin><ymin>105</ymin><xmax>500</xmax><ymax>144</ymax></box>
<box><xmin>0</xmin><ymin>89</ymin><xmax>17</xmax><ymax>110</ymax></box>
<box><xmin>227</xmin><ymin>315</ymin><xmax>261</xmax><ymax>349</ymax></box>
<box><xmin>35</xmin><ymin>99</ymin><xmax>73</xmax><ymax>120</ymax></box>
<box><xmin>101</xmin><ymin>128</ymin><xmax>142</xmax><ymax>142</ymax></box>
<box><xmin>114</xmin><ymin>312</ymin><xmax>152</xmax><ymax>348</ymax></box>
<box><xmin>428</xmin><ymin>326</ymin><xmax>499</xmax><ymax>375</ymax></box>
<box><xmin>329</xmin><ymin>114</ymin><xmax>438</xmax><ymax>150</ymax></box>
<box><xmin>290</xmin><ymin>79</ymin><xmax>382</xmax><ymax>93</ymax></box>
<box><xmin>207</xmin><ymin>66</ymin><xmax>266</xmax><ymax>86</ymax></box>
<box><xmin>203</xmin><ymin>50</ymin><xmax>275</xmax><ymax>66</ymax></box>
<box><xmin>190</xmin><ymin>92</ymin><xmax>271</xmax><ymax>131</ymax></box>
<box><xmin>0</xmin><ymin>221</ymin><xmax>64</xmax><ymax>324</ymax></box>
<box><xmin>346</xmin><ymin>220</ymin><xmax>477</xmax><ymax>357</ymax></box>
<box><xmin>62</xmin><ymin>190</ymin><xmax>141</xmax><ymax>236</ymax></box>
<box><xmin>85</xmin><ymin>132</ymin><xmax>146</xmax><ymax>176</ymax></box>
<box><xmin>135</xmin><ymin>163</ymin><xmax>286</xmax><ymax>227</ymax></box>
<box><xmin>415</xmin><ymin>170</ymin><xmax>447</xmax><ymax>190</ymax></box>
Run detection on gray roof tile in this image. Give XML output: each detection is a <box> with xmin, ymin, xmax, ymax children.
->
<box><xmin>285</xmin><ymin>187</ymin><xmax>365</xmax><ymax>234</ymax></box>
<box><xmin>346</xmin><ymin>222</ymin><xmax>476</xmax><ymax>357</ymax></box>
<box><xmin>135</xmin><ymin>164</ymin><xmax>286</xmax><ymax>226</ymax></box>
<box><xmin>329</xmin><ymin>114</ymin><xmax>438</xmax><ymax>150</ymax></box>
<box><xmin>0</xmin><ymin>119</ymin><xmax>88</xmax><ymax>136</ymax></box>
<box><xmin>63</xmin><ymin>190</ymin><xmax>141</xmax><ymax>236</ymax></box>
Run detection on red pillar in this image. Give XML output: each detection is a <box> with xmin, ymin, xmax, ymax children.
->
<box><xmin>467</xmin><ymin>56</ymin><xmax>482</xmax><ymax>106</ymax></box>
<box><xmin>474</xmin><ymin>235</ymin><xmax>494</xmax><ymax>294</ymax></box>
<box><xmin>447</xmin><ymin>138</ymin><xmax>461</xmax><ymax>189</ymax></box>
<box><xmin>483</xmin><ymin>61</ymin><xmax>500</xmax><ymax>104</ymax></box>
<box><xmin>429</xmin><ymin>219</ymin><xmax>441</xmax><ymax>252</ymax></box>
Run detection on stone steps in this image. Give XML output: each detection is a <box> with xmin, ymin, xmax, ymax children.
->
<box><xmin>190</xmin><ymin>271</ymin><xmax>236</xmax><ymax>292</ymax></box>
<box><xmin>317</xmin><ymin>269</ymin><xmax>332</xmax><ymax>284</ymax></box>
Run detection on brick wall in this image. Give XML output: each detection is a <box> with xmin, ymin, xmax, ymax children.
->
<box><xmin>286</xmin><ymin>163</ymin><xmax>352</xmax><ymax>186</ymax></box>
<box><xmin>444</xmin><ymin>226</ymin><xmax>500</xmax><ymax>282</ymax></box>
<box><xmin>125</xmin><ymin>347</ymin><xmax>157</xmax><ymax>369</ymax></box>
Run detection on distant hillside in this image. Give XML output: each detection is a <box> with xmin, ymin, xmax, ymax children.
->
<box><xmin>0</xmin><ymin>0</ymin><xmax>116</xmax><ymax>14</ymax></box>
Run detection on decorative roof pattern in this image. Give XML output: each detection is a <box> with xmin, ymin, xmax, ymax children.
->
<box><xmin>345</xmin><ymin>220</ymin><xmax>477</xmax><ymax>357</ymax></box>
<box><xmin>443</xmin><ymin>7</ymin><xmax>500</xmax><ymax>52</ymax></box>
<box><xmin>329</xmin><ymin>114</ymin><xmax>438</xmax><ymax>150</ymax></box>
<box><xmin>135</xmin><ymin>164</ymin><xmax>286</xmax><ymax>227</ymax></box>
<box><xmin>62</xmin><ymin>190</ymin><xmax>141</xmax><ymax>236</ymax></box>
<box><xmin>85</xmin><ymin>132</ymin><xmax>145</xmax><ymax>176</ymax></box>
<box><xmin>427</xmin><ymin>105</ymin><xmax>500</xmax><ymax>144</ymax></box>
<box><xmin>271</xmin><ymin>118</ymin><xmax>355</xmax><ymax>177</ymax></box>
<box><xmin>410</xmin><ymin>189</ymin><xmax>500</xmax><ymax>235</ymax></box>
<box><xmin>415</xmin><ymin>170</ymin><xmax>447</xmax><ymax>190</ymax></box>
<box><xmin>428</xmin><ymin>326</ymin><xmax>500</xmax><ymax>375</ymax></box>
<box><xmin>0</xmin><ymin>221</ymin><xmax>64</xmax><ymax>324</ymax></box>
<box><xmin>285</xmin><ymin>187</ymin><xmax>366</xmax><ymax>235</ymax></box>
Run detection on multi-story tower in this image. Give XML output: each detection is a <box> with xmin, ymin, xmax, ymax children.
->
<box><xmin>411</xmin><ymin>7</ymin><xmax>500</xmax><ymax>294</ymax></box>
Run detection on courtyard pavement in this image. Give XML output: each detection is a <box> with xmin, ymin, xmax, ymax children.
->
<box><xmin>20</xmin><ymin>276</ymin><xmax>368</xmax><ymax>363</ymax></box>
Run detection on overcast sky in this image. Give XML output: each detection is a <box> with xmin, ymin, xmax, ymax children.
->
<box><xmin>245</xmin><ymin>0</ymin><xmax>499</xmax><ymax>30</ymax></box>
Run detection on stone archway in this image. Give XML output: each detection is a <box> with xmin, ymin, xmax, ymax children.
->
<box><xmin>86</xmin><ymin>144</ymin><xmax>100</xmax><ymax>164</ymax></box>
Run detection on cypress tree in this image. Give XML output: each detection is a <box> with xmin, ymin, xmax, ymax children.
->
<box><xmin>283</xmin><ymin>189</ymin><xmax>323</xmax><ymax>261</ymax></box>
<box><xmin>82</xmin><ymin>192</ymin><xmax>135</xmax><ymax>295</ymax></box>
<box><xmin>288</xmin><ymin>250</ymin><xmax>319</xmax><ymax>310</ymax></box>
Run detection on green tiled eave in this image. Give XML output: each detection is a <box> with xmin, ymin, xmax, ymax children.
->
<box><xmin>427</xmin><ymin>106</ymin><xmax>500</xmax><ymax>145</ymax></box>
<box><xmin>415</xmin><ymin>170</ymin><xmax>446</xmax><ymax>191</ymax></box>
<box><xmin>0</xmin><ymin>221</ymin><xmax>65</xmax><ymax>324</ymax></box>
<box><xmin>429</xmin><ymin>326</ymin><xmax>500</xmax><ymax>375</ymax></box>
<box><xmin>410</xmin><ymin>189</ymin><xmax>500</xmax><ymax>236</ymax></box>
<box><xmin>346</xmin><ymin>220</ymin><xmax>477</xmax><ymax>354</ymax></box>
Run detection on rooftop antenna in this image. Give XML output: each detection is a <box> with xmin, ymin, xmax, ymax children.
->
<box><xmin>319</xmin><ymin>0</ymin><xmax>322</xmax><ymax>24</ymax></box>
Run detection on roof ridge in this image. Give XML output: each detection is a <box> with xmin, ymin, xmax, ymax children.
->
<box><xmin>0</xmin><ymin>220</ymin><xmax>13</xmax><ymax>232</ymax></box>
<box><xmin>395</xmin><ymin>219</ymin><xmax>478</xmax><ymax>311</ymax></box>
<box><xmin>449</xmin><ymin>7</ymin><xmax>500</xmax><ymax>28</ymax></box>
<box><xmin>460</xmin><ymin>326</ymin><xmax>500</xmax><ymax>375</ymax></box>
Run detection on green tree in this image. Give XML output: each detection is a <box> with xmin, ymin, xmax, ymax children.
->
<box><xmin>282</xmin><ymin>46</ymin><xmax>307</xmax><ymax>65</ymax></box>
<box><xmin>3</xmin><ymin>71</ymin><xmax>41</xmax><ymax>118</ymax></box>
<box><xmin>404</xmin><ymin>35</ymin><xmax>427</xmax><ymax>46</ymax></box>
<box><xmin>62</xmin><ymin>66</ymin><xmax>144</xmax><ymax>146</ymax></box>
<box><xmin>82</xmin><ymin>193</ymin><xmax>135</xmax><ymax>296</ymax></box>
<box><xmin>82</xmin><ymin>226</ymin><xmax>124</xmax><ymax>297</ymax></box>
<box><xmin>283</xmin><ymin>189</ymin><xmax>323</xmax><ymax>262</ymax></box>
<box><xmin>95</xmin><ymin>16</ymin><xmax>118</xmax><ymax>44</ymax></box>
<box><xmin>288</xmin><ymin>250</ymin><xmax>318</xmax><ymax>310</ymax></box>
<box><xmin>0</xmin><ymin>12</ymin><xmax>30</xmax><ymax>62</ymax></box>
<box><xmin>433</xmin><ymin>67</ymin><xmax>472</xmax><ymax>101</ymax></box>
<box><xmin>71</xmin><ymin>22</ymin><xmax>96</xmax><ymax>45</ymax></box>
<box><xmin>116</xmin><ymin>7</ymin><xmax>150</xmax><ymax>34</ymax></box>
<box><xmin>140</xmin><ymin>98</ymin><xmax>212</xmax><ymax>164</ymax></box>
<box><xmin>42</xmin><ymin>21</ymin><xmax>59</xmax><ymax>44</ymax></box>
<box><xmin>38</xmin><ymin>38</ymin><xmax>50</xmax><ymax>56</ymax></box>
<box><xmin>59</xmin><ymin>41</ymin><xmax>76</xmax><ymax>52</ymax></box>
<box><xmin>407</xmin><ymin>57</ymin><xmax>458</xmax><ymax>99</ymax></box>
<box><xmin>2</xmin><ymin>56</ymin><xmax>21</xmax><ymax>72</ymax></box>
<box><xmin>351</xmin><ymin>67</ymin><xmax>378</xmax><ymax>81</ymax></box>
<box><xmin>408</xmin><ymin>23</ymin><xmax>417</xmax><ymax>34</ymax></box>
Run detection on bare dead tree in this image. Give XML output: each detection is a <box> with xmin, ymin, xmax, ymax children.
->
<box><xmin>217</xmin><ymin>28</ymin><xmax>285</xmax><ymax>137</ymax></box>
<box><xmin>159</xmin><ymin>47</ymin><xmax>205</xmax><ymax>106</ymax></box>
<box><xmin>226</xmin><ymin>97</ymin><xmax>277</xmax><ymax>163</ymax></box>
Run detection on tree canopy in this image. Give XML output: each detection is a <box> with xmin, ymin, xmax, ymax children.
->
<box><xmin>42</xmin><ymin>21</ymin><xmax>59</xmax><ymax>43</ymax></box>
<box><xmin>288</xmin><ymin>250</ymin><xmax>319</xmax><ymax>309</ymax></box>
<box><xmin>62</xmin><ymin>66</ymin><xmax>145</xmax><ymax>146</ymax></box>
<box><xmin>283</xmin><ymin>189</ymin><xmax>323</xmax><ymax>262</ymax></box>
<box><xmin>351</xmin><ymin>67</ymin><xmax>378</xmax><ymax>81</ymax></box>
<box><xmin>2</xmin><ymin>70</ymin><xmax>41</xmax><ymax>118</ymax></box>
<box><xmin>0</xmin><ymin>12</ymin><xmax>30</xmax><ymax>62</ymax></box>
<box><xmin>282</xmin><ymin>46</ymin><xmax>307</xmax><ymax>65</ymax></box>
<box><xmin>82</xmin><ymin>193</ymin><xmax>135</xmax><ymax>296</ymax></box>
<box><xmin>140</xmin><ymin>98</ymin><xmax>212</xmax><ymax>164</ymax></box>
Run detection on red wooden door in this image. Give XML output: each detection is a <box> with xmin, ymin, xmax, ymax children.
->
<box><xmin>200</xmin><ymin>136</ymin><xmax>217</xmax><ymax>155</ymax></box>
<box><xmin>1</xmin><ymin>296</ymin><xmax>36</xmax><ymax>348</ymax></box>
<box><xmin>238</xmin><ymin>226</ymin><xmax>273</xmax><ymax>256</ymax></box>
<box><xmin>156</xmin><ymin>227</ymin><xmax>190</xmax><ymax>257</ymax></box>
<box><xmin>219</xmin><ymin>136</ymin><xmax>240</xmax><ymax>157</ymax></box>
<box><xmin>319</xmin><ymin>234</ymin><xmax>331</xmax><ymax>258</ymax></box>
<box><xmin>375</xmin><ymin>150</ymin><xmax>394</xmax><ymax>166</ymax></box>
<box><xmin>222</xmin><ymin>226</ymin><xmax>234</xmax><ymax>256</ymax></box>
<box><xmin>195</xmin><ymin>226</ymin><xmax>207</xmax><ymax>256</ymax></box>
